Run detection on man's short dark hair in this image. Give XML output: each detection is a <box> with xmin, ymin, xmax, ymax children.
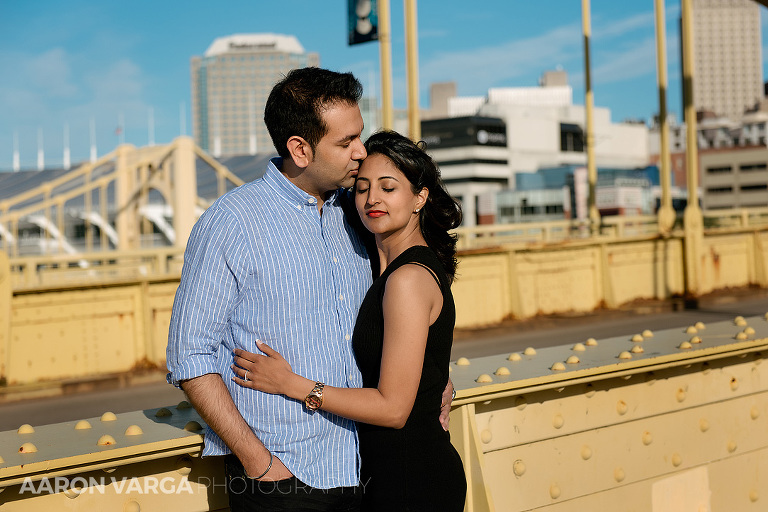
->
<box><xmin>264</xmin><ymin>67</ymin><xmax>363</xmax><ymax>159</ymax></box>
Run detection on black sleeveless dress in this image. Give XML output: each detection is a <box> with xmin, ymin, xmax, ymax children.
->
<box><xmin>353</xmin><ymin>245</ymin><xmax>467</xmax><ymax>511</ymax></box>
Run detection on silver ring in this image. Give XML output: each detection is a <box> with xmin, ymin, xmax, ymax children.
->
<box><xmin>244</xmin><ymin>370</ymin><xmax>249</xmax><ymax>382</ymax></box>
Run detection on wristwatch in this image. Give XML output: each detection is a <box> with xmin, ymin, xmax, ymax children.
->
<box><xmin>304</xmin><ymin>382</ymin><xmax>325</xmax><ymax>411</ymax></box>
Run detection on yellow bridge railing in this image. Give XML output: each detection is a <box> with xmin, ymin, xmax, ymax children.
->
<box><xmin>0</xmin><ymin>316</ymin><xmax>765</xmax><ymax>511</ymax></box>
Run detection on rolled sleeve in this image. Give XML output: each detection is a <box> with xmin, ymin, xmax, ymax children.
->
<box><xmin>166</xmin><ymin>206</ymin><xmax>250</xmax><ymax>387</ymax></box>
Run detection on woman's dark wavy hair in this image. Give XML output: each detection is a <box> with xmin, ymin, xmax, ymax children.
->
<box><xmin>264</xmin><ymin>67</ymin><xmax>363</xmax><ymax>159</ymax></box>
<box><xmin>364</xmin><ymin>130</ymin><xmax>463</xmax><ymax>281</ymax></box>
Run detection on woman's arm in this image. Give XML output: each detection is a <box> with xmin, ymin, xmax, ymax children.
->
<box><xmin>232</xmin><ymin>264</ymin><xmax>442</xmax><ymax>429</ymax></box>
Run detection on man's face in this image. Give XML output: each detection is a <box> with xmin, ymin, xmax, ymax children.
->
<box><xmin>306</xmin><ymin>102</ymin><xmax>367</xmax><ymax>195</ymax></box>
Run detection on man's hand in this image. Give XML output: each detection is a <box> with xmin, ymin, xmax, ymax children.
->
<box><xmin>439</xmin><ymin>379</ymin><xmax>455</xmax><ymax>431</ymax></box>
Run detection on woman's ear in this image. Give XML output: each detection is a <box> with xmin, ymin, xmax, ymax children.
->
<box><xmin>286</xmin><ymin>136</ymin><xmax>311</xmax><ymax>168</ymax></box>
<box><xmin>415</xmin><ymin>187</ymin><xmax>429</xmax><ymax>211</ymax></box>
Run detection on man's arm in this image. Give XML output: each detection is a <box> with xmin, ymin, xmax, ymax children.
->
<box><xmin>181</xmin><ymin>373</ymin><xmax>292</xmax><ymax>481</ymax></box>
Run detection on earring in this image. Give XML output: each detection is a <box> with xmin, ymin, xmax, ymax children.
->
<box><xmin>414</xmin><ymin>208</ymin><xmax>421</xmax><ymax>213</ymax></box>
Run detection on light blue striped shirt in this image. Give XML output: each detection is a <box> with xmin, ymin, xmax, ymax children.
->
<box><xmin>166</xmin><ymin>158</ymin><xmax>371</xmax><ymax>489</ymax></box>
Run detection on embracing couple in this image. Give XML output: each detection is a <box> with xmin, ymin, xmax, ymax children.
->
<box><xmin>166</xmin><ymin>67</ymin><xmax>467</xmax><ymax>511</ymax></box>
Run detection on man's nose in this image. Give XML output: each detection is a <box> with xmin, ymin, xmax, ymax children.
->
<box><xmin>352</xmin><ymin>138</ymin><xmax>367</xmax><ymax>160</ymax></box>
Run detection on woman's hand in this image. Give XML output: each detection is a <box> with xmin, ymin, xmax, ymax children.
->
<box><xmin>232</xmin><ymin>341</ymin><xmax>294</xmax><ymax>396</ymax></box>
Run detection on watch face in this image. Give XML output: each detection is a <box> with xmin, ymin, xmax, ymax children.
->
<box><xmin>305</xmin><ymin>395</ymin><xmax>322</xmax><ymax>410</ymax></box>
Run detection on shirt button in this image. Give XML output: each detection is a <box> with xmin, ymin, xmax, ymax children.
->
<box><xmin>333</xmin><ymin>257</ymin><xmax>338</xmax><ymax>263</ymax></box>
<box><xmin>339</xmin><ymin>294</ymin><xmax>344</xmax><ymax>301</ymax></box>
<box><xmin>295</xmin><ymin>204</ymin><xmax>301</xmax><ymax>210</ymax></box>
<box><xmin>345</xmin><ymin>334</ymin><xmax>351</xmax><ymax>341</ymax></box>
<box><xmin>308</xmin><ymin>197</ymin><xmax>316</xmax><ymax>204</ymax></box>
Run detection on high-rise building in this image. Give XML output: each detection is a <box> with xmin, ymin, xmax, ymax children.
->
<box><xmin>190</xmin><ymin>34</ymin><xmax>319</xmax><ymax>156</ymax></box>
<box><xmin>692</xmin><ymin>0</ymin><xmax>763</xmax><ymax>120</ymax></box>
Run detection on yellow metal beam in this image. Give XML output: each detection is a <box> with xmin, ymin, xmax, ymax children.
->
<box><xmin>378</xmin><ymin>0</ymin><xmax>394</xmax><ymax>130</ymax></box>
<box><xmin>404</xmin><ymin>0</ymin><xmax>421</xmax><ymax>141</ymax></box>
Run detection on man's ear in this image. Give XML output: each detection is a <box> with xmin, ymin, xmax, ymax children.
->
<box><xmin>286</xmin><ymin>136</ymin><xmax>312</xmax><ymax>168</ymax></box>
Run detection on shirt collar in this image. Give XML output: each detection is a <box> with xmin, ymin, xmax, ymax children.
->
<box><xmin>263</xmin><ymin>157</ymin><xmax>341</xmax><ymax>208</ymax></box>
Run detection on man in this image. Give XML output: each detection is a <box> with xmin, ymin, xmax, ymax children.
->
<box><xmin>166</xmin><ymin>68</ymin><xmax>451</xmax><ymax>511</ymax></box>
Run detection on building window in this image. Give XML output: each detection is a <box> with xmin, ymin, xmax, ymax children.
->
<box><xmin>706</xmin><ymin>186</ymin><xmax>733</xmax><ymax>194</ymax></box>
<box><xmin>706</xmin><ymin>166</ymin><xmax>732</xmax><ymax>174</ymax></box>
<box><xmin>740</xmin><ymin>163</ymin><xmax>767</xmax><ymax>172</ymax></box>
<box><xmin>560</xmin><ymin>124</ymin><xmax>584</xmax><ymax>152</ymax></box>
<box><xmin>740</xmin><ymin>184</ymin><xmax>768</xmax><ymax>192</ymax></box>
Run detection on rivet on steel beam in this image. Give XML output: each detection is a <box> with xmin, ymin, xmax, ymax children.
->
<box><xmin>549</xmin><ymin>483</ymin><xmax>561</xmax><ymax>499</ymax></box>
<box><xmin>572</xmin><ymin>343</ymin><xmax>586</xmax><ymax>352</ymax></box>
<box><xmin>566</xmin><ymin>355</ymin><xmax>580</xmax><ymax>364</ymax></box>
<box><xmin>97</xmin><ymin>435</ymin><xmax>117</xmax><ymax>446</ymax></box>
<box><xmin>614</xmin><ymin>468</ymin><xmax>625</xmax><ymax>483</ymax></box>
<box><xmin>751</xmin><ymin>406</ymin><xmax>760</xmax><ymax>420</ymax></box>
<box><xmin>176</xmin><ymin>455</ymin><xmax>193</xmax><ymax>476</ymax></box>
<box><xmin>622</xmin><ymin>375</ymin><xmax>632</xmax><ymax>380</ymax></box>
<box><xmin>676</xmin><ymin>388</ymin><xmax>687</xmax><ymax>402</ymax></box>
<box><xmin>642</xmin><ymin>329</ymin><xmax>654</xmax><ymax>338</ymax></box>
<box><xmin>480</xmin><ymin>429</ymin><xmax>492</xmax><ymax>444</ymax></box>
<box><xmin>728</xmin><ymin>377</ymin><xmax>739</xmax><ymax>391</ymax></box>
<box><xmin>685</xmin><ymin>326</ymin><xmax>698</xmax><ymax>334</ymax></box>
<box><xmin>17</xmin><ymin>424</ymin><xmax>34</xmax><ymax>434</ymax></box>
<box><xmin>124</xmin><ymin>500</ymin><xmax>141</xmax><ymax>512</ymax></box>
<box><xmin>701</xmin><ymin>362</ymin><xmax>711</xmax><ymax>374</ymax></box>
<box><xmin>101</xmin><ymin>412</ymin><xmax>117</xmax><ymax>422</ymax></box>
<box><xmin>476</xmin><ymin>374</ymin><xmax>492</xmax><ymax>383</ymax></box>
<box><xmin>515</xmin><ymin>396</ymin><xmax>527</xmax><ymax>410</ymax></box>
<box><xmin>155</xmin><ymin>408</ymin><xmax>173</xmax><ymax>418</ymax></box>
<box><xmin>176</xmin><ymin>400</ymin><xmax>192</xmax><ymax>410</ymax></box>
<box><xmin>744</xmin><ymin>327</ymin><xmax>755</xmax><ymax>336</ymax></box>
<box><xmin>18</xmin><ymin>442</ymin><xmax>37</xmax><ymax>453</ymax></box>
<box><xmin>694</xmin><ymin>321</ymin><xmax>706</xmax><ymax>330</ymax></box>
<box><xmin>750</xmin><ymin>489</ymin><xmax>759</xmax><ymax>502</ymax></box>
<box><xmin>690</xmin><ymin>336</ymin><xmax>702</xmax><ymax>344</ymax></box>
<box><xmin>678</xmin><ymin>341</ymin><xmax>693</xmax><ymax>349</ymax></box>
<box><xmin>494</xmin><ymin>367</ymin><xmax>511</xmax><ymax>376</ymax></box>
<box><xmin>585</xmin><ymin>384</ymin><xmax>596</xmax><ymax>397</ymax></box>
<box><xmin>617</xmin><ymin>400</ymin><xmax>628</xmax><ymax>415</ymax></box>
<box><xmin>553</xmin><ymin>414</ymin><xmax>565</xmax><ymax>429</ymax></box>
<box><xmin>513</xmin><ymin>459</ymin><xmax>526</xmax><ymax>476</ymax></box>
<box><xmin>727</xmin><ymin>441</ymin><xmax>737</xmax><ymax>453</ymax></box>
<box><xmin>456</xmin><ymin>357</ymin><xmax>470</xmax><ymax>366</ymax></box>
<box><xmin>642</xmin><ymin>431</ymin><xmax>652</xmax><ymax>446</ymax></box>
<box><xmin>734</xmin><ymin>316</ymin><xmax>747</xmax><ymax>326</ymax></box>
<box><xmin>63</xmin><ymin>485</ymin><xmax>84</xmax><ymax>500</ymax></box>
<box><xmin>507</xmin><ymin>353</ymin><xmax>522</xmax><ymax>362</ymax></box>
<box><xmin>631</xmin><ymin>334</ymin><xmax>644</xmax><ymax>343</ymax></box>
<box><xmin>585</xmin><ymin>338</ymin><xmax>598</xmax><ymax>347</ymax></box>
<box><xmin>671</xmin><ymin>453</ymin><xmax>682</xmax><ymax>467</ymax></box>
<box><xmin>185</xmin><ymin>421</ymin><xmax>204</xmax><ymax>432</ymax></box>
<box><xmin>125</xmin><ymin>425</ymin><xmax>143</xmax><ymax>436</ymax></box>
<box><xmin>551</xmin><ymin>362</ymin><xmax>566</xmax><ymax>371</ymax></box>
<box><xmin>102</xmin><ymin>468</ymin><xmax>116</xmax><ymax>473</ymax></box>
<box><xmin>631</xmin><ymin>345</ymin><xmax>644</xmax><ymax>354</ymax></box>
<box><xmin>74</xmin><ymin>420</ymin><xmax>92</xmax><ymax>430</ymax></box>
<box><xmin>581</xmin><ymin>445</ymin><xmax>592</xmax><ymax>460</ymax></box>
<box><xmin>523</xmin><ymin>347</ymin><xmax>537</xmax><ymax>356</ymax></box>
<box><xmin>735</xmin><ymin>332</ymin><xmax>748</xmax><ymax>340</ymax></box>
<box><xmin>618</xmin><ymin>351</ymin><xmax>632</xmax><ymax>360</ymax></box>
<box><xmin>699</xmin><ymin>419</ymin><xmax>710</xmax><ymax>432</ymax></box>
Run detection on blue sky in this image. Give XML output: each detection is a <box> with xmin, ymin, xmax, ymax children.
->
<box><xmin>1</xmin><ymin>0</ymin><xmax>766</xmax><ymax>170</ymax></box>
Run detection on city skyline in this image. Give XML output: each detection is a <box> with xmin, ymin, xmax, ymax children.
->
<box><xmin>2</xmin><ymin>0</ymin><xmax>767</xmax><ymax>171</ymax></box>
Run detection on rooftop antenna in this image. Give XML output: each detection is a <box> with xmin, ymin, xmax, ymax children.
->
<box><xmin>63</xmin><ymin>123</ymin><xmax>71</xmax><ymax>170</ymax></box>
<box><xmin>90</xmin><ymin>117</ymin><xmax>97</xmax><ymax>163</ymax></box>
<box><xmin>148</xmin><ymin>106</ymin><xmax>155</xmax><ymax>146</ymax></box>
<box><xmin>12</xmin><ymin>130</ymin><xmax>20</xmax><ymax>172</ymax></box>
<box><xmin>37</xmin><ymin>127</ymin><xmax>45</xmax><ymax>171</ymax></box>
<box><xmin>118</xmin><ymin>112</ymin><xmax>125</xmax><ymax>145</ymax></box>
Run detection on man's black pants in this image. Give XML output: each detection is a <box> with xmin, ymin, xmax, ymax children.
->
<box><xmin>225</xmin><ymin>454</ymin><xmax>362</xmax><ymax>512</ymax></box>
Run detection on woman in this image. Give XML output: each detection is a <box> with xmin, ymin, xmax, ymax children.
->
<box><xmin>232</xmin><ymin>130</ymin><xmax>466</xmax><ymax>511</ymax></box>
